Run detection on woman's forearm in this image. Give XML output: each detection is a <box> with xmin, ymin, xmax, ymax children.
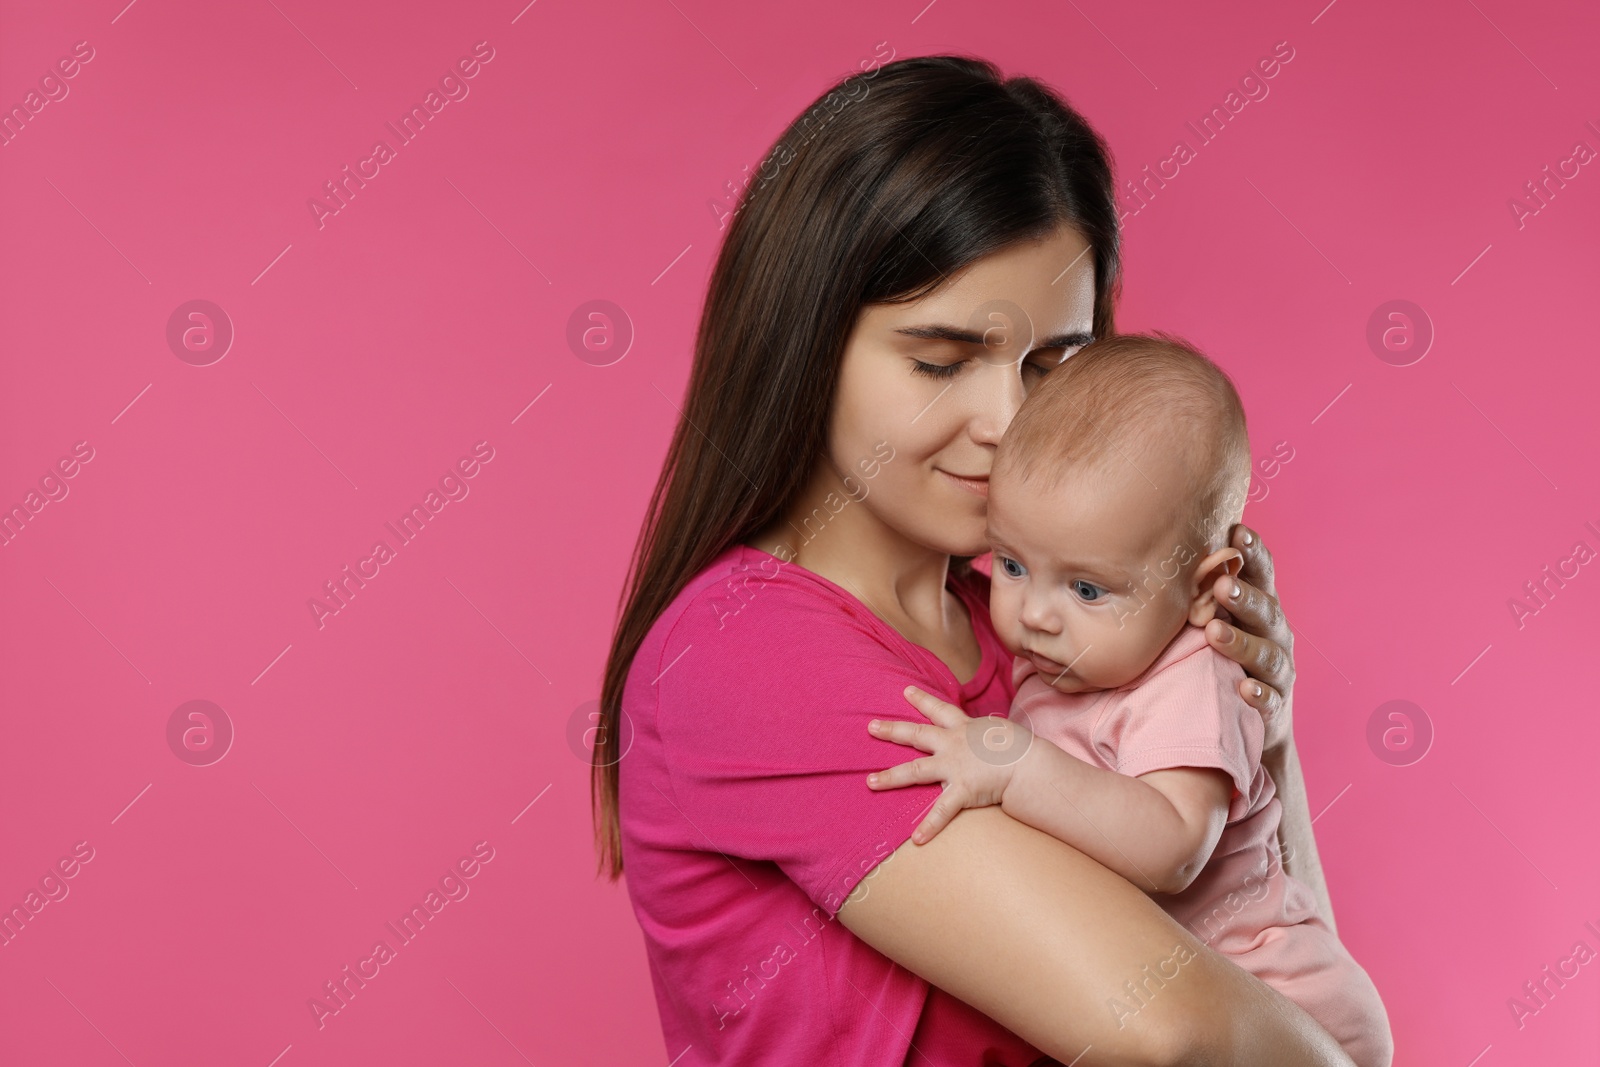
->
<box><xmin>1262</xmin><ymin>740</ymin><xmax>1337</xmax><ymax>938</ymax></box>
<box><xmin>838</xmin><ymin>805</ymin><xmax>1356</xmax><ymax>1067</ymax></box>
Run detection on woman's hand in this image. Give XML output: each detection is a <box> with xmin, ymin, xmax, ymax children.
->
<box><xmin>1206</xmin><ymin>523</ymin><xmax>1295</xmax><ymax>754</ymax></box>
<box><xmin>865</xmin><ymin>686</ymin><xmax>1035</xmax><ymax>845</ymax></box>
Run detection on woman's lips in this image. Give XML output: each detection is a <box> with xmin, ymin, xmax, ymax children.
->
<box><xmin>939</xmin><ymin>470</ymin><xmax>989</xmax><ymax>498</ymax></box>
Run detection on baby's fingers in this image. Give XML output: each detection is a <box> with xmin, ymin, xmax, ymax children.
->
<box><xmin>903</xmin><ymin>685</ymin><xmax>968</xmax><ymax>727</ymax></box>
<box><xmin>910</xmin><ymin>788</ymin><xmax>964</xmax><ymax>845</ymax></box>
<box><xmin>866</xmin><ymin>754</ymin><xmax>943</xmax><ymax>791</ymax></box>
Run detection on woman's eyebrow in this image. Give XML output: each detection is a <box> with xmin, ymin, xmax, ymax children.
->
<box><xmin>893</xmin><ymin>324</ymin><xmax>1094</xmax><ymax>350</ymax></box>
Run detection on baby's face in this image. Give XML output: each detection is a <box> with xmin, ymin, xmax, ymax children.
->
<box><xmin>986</xmin><ymin>455</ymin><xmax>1202</xmax><ymax>694</ymax></box>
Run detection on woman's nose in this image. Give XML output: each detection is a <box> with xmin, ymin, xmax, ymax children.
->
<box><xmin>970</xmin><ymin>360</ymin><xmax>1028</xmax><ymax>446</ymax></box>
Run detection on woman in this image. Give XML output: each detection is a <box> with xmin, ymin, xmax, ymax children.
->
<box><xmin>592</xmin><ymin>54</ymin><xmax>1353</xmax><ymax>1065</ymax></box>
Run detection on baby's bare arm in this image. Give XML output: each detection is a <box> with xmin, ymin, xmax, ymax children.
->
<box><xmin>1004</xmin><ymin>741</ymin><xmax>1233</xmax><ymax>894</ymax></box>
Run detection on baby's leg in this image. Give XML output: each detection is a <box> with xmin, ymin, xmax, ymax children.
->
<box><xmin>1230</xmin><ymin>917</ymin><xmax>1393</xmax><ymax>1067</ymax></box>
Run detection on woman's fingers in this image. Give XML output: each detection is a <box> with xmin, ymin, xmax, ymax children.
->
<box><xmin>1213</xmin><ymin>571</ymin><xmax>1290</xmax><ymax>651</ymax></box>
<box><xmin>1206</xmin><ymin>616</ymin><xmax>1294</xmax><ymax>694</ymax></box>
<box><xmin>866</xmin><ymin>754</ymin><xmax>943</xmax><ymax>790</ymax></box>
<box><xmin>903</xmin><ymin>685</ymin><xmax>967</xmax><ymax>726</ymax></box>
<box><xmin>1231</xmin><ymin>522</ymin><xmax>1277</xmax><ymax>598</ymax></box>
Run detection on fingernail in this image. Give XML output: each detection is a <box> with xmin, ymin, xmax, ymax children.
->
<box><xmin>868</xmin><ymin>773</ymin><xmax>878</xmax><ymax>784</ymax></box>
<box><xmin>1241</xmin><ymin>529</ymin><xmax>1254</xmax><ymax>546</ymax></box>
<box><xmin>1211</xmin><ymin>620</ymin><xmax>1233</xmax><ymax>643</ymax></box>
<box><xmin>1253</xmin><ymin>682</ymin><xmax>1263</xmax><ymax>698</ymax></box>
<box><xmin>868</xmin><ymin>720</ymin><xmax>880</xmax><ymax>731</ymax></box>
<box><xmin>1230</xmin><ymin>581</ymin><xmax>1242</xmax><ymax>600</ymax></box>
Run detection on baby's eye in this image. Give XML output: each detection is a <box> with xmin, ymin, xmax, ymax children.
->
<box><xmin>998</xmin><ymin>556</ymin><xmax>1025</xmax><ymax>579</ymax></box>
<box><xmin>1072</xmin><ymin>579</ymin><xmax>1106</xmax><ymax>602</ymax></box>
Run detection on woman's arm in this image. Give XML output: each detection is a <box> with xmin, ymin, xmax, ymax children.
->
<box><xmin>1202</xmin><ymin>524</ymin><xmax>1337</xmax><ymax>933</ymax></box>
<box><xmin>837</xmin><ymin>804</ymin><xmax>1356</xmax><ymax>1067</ymax></box>
<box><xmin>1262</xmin><ymin>742</ymin><xmax>1337</xmax><ymax>937</ymax></box>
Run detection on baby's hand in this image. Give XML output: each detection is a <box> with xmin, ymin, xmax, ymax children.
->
<box><xmin>866</xmin><ymin>685</ymin><xmax>1035</xmax><ymax>845</ymax></box>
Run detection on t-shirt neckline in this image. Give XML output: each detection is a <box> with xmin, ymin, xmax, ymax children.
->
<box><xmin>734</xmin><ymin>543</ymin><xmax>998</xmax><ymax>695</ymax></box>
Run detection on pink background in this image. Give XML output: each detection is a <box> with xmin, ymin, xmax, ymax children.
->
<box><xmin>2</xmin><ymin>0</ymin><xmax>1596</xmax><ymax>1063</ymax></box>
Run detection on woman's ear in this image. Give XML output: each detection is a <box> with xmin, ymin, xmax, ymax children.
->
<box><xmin>1187</xmin><ymin>547</ymin><xmax>1245</xmax><ymax>628</ymax></box>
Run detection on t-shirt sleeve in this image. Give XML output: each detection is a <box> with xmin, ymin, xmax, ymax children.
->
<box><xmin>1092</xmin><ymin>641</ymin><xmax>1261</xmax><ymax>803</ymax></box>
<box><xmin>650</xmin><ymin>579</ymin><xmax>959</xmax><ymax>919</ymax></box>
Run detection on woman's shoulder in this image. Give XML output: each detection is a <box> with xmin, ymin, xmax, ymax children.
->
<box><xmin>628</xmin><ymin>544</ymin><xmax>896</xmax><ymax>692</ymax></box>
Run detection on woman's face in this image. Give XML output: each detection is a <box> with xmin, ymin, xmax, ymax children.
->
<box><xmin>826</xmin><ymin>223</ymin><xmax>1097</xmax><ymax>557</ymax></box>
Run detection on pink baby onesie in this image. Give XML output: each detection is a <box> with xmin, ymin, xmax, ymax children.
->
<box><xmin>1010</xmin><ymin>624</ymin><xmax>1390</xmax><ymax>1066</ymax></box>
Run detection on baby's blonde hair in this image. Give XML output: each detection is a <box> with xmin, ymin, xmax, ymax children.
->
<box><xmin>996</xmin><ymin>331</ymin><xmax>1252</xmax><ymax>558</ymax></box>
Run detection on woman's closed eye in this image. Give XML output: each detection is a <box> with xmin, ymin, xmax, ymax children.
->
<box><xmin>910</xmin><ymin>349</ymin><xmax>1073</xmax><ymax>381</ymax></box>
<box><xmin>911</xmin><ymin>358</ymin><xmax>963</xmax><ymax>380</ymax></box>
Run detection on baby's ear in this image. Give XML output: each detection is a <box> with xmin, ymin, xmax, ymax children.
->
<box><xmin>1186</xmin><ymin>547</ymin><xmax>1245</xmax><ymax>627</ymax></box>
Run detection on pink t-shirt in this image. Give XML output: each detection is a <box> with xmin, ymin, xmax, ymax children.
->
<box><xmin>618</xmin><ymin>544</ymin><xmax>1046</xmax><ymax>1067</ymax></box>
<box><xmin>1010</xmin><ymin>625</ymin><xmax>1323</xmax><ymax>955</ymax></box>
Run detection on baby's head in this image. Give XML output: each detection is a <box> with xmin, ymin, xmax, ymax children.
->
<box><xmin>987</xmin><ymin>332</ymin><xmax>1251</xmax><ymax>693</ymax></box>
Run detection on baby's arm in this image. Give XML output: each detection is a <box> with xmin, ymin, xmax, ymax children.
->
<box><xmin>1004</xmin><ymin>742</ymin><xmax>1232</xmax><ymax>894</ymax></box>
<box><xmin>868</xmin><ymin>686</ymin><xmax>1233</xmax><ymax>894</ymax></box>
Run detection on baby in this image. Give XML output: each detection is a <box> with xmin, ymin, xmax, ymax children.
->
<box><xmin>866</xmin><ymin>332</ymin><xmax>1392</xmax><ymax>1066</ymax></box>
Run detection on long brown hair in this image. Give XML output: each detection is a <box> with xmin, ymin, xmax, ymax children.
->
<box><xmin>592</xmin><ymin>53</ymin><xmax>1124</xmax><ymax>879</ymax></box>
